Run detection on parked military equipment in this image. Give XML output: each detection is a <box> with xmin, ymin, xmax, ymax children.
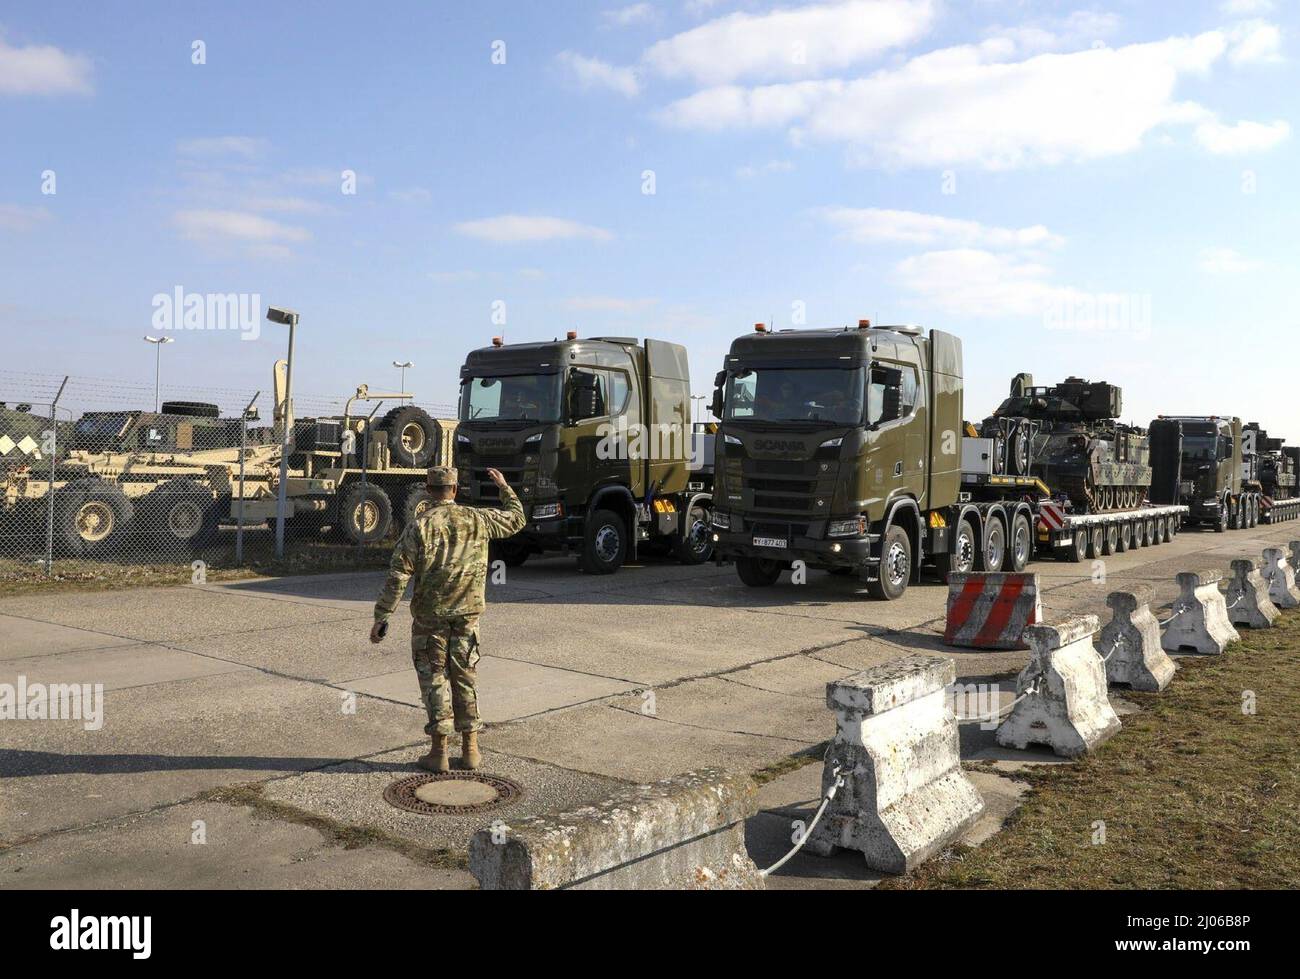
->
<box><xmin>983</xmin><ymin>375</ymin><xmax>1151</xmax><ymax>513</ymax></box>
<box><xmin>1245</xmin><ymin>422</ymin><xmax>1300</xmax><ymax>522</ymax></box>
<box><xmin>708</xmin><ymin>321</ymin><xmax>1186</xmax><ymax>600</ymax></box>
<box><xmin>1148</xmin><ymin>415</ymin><xmax>1278</xmax><ymax>529</ymax></box>
<box><xmin>454</xmin><ymin>333</ymin><xmax>713</xmax><ymax>574</ymax></box>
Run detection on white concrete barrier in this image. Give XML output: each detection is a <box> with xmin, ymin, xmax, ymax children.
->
<box><xmin>1261</xmin><ymin>548</ymin><xmax>1300</xmax><ymax>609</ymax></box>
<box><xmin>1161</xmin><ymin>570</ymin><xmax>1240</xmax><ymax>655</ymax></box>
<box><xmin>1097</xmin><ymin>587</ymin><xmax>1176</xmax><ymax>691</ymax></box>
<box><xmin>996</xmin><ymin>614</ymin><xmax>1121</xmax><ymax>757</ymax></box>
<box><xmin>803</xmin><ymin>654</ymin><xmax>984</xmax><ymax>874</ymax></box>
<box><xmin>468</xmin><ymin>769</ymin><xmax>763</xmax><ymax>889</ymax></box>
<box><xmin>1225</xmin><ymin>558</ymin><xmax>1280</xmax><ymax>629</ymax></box>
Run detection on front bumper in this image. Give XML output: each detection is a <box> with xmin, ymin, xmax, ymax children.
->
<box><xmin>711</xmin><ymin>524</ymin><xmax>873</xmax><ymax>567</ymax></box>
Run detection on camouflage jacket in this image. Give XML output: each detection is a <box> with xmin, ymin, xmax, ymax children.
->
<box><xmin>374</xmin><ymin>485</ymin><xmax>526</xmax><ymax>623</ymax></box>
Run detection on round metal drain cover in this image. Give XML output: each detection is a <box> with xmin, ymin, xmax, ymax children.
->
<box><xmin>384</xmin><ymin>772</ymin><xmax>524</xmax><ymax>815</ymax></box>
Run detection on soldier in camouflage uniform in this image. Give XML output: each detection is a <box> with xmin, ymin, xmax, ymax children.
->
<box><xmin>370</xmin><ymin>466</ymin><xmax>525</xmax><ymax>772</ymax></box>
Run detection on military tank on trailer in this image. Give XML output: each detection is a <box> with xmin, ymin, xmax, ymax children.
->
<box><xmin>982</xmin><ymin>374</ymin><xmax>1151</xmax><ymax>514</ymax></box>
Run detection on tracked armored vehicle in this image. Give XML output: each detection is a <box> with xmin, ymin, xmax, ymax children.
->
<box><xmin>983</xmin><ymin>374</ymin><xmax>1151</xmax><ymax>514</ymax></box>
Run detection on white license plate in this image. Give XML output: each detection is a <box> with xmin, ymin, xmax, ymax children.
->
<box><xmin>753</xmin><ymin>536</ymin><xmax>787</xmax><ymax>548</ymax></box>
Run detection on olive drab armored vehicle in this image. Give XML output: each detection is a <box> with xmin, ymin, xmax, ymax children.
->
<box><xmin>984</xmin><ymin>375</ymin><xmax>1151</xmax><ymax>513</ymax></box>
<box><xmin>454</xmin><ymin>333</ymin><xmax>713</xmax><ymax>575</ymax></box>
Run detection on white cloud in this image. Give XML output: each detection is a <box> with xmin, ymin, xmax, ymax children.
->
<box><xmin>454</xmin><ymin>215</ymin><xmax>614</xmax><ymax>243</ymax></box>
<box><xmin>735</xmin><ymin>159</ymin><xmax>795</xmax><ymax>178</ymax></box>
<box><xmin>992</xmin><ymin>10</ymin><xmax>1122</xmax><ymax>55</ymax></box>
<box><xmin>389</xmin><ymin>187</ymin><xmax>433</xmax><ymax>204</ymax></box>
<box><xmin>643</xmin><ymin>0</ymin><xmax>935</xmax><ymax>85</ymax></box>
<box><xmin>557</xmin><ymin>51</ymin><xmax>641</xmax><ymax>97</ymax></box>
<box><xmin>1219</xmin><ymin>0</ymin><xmax>1274</xmax><ymax>14</ymax></box>
<box><xmin>603</xmin><ymin>3</ymin><xmax>656</xmax><ymax>27</ymax></box>
<box><xmin>564</xmin><ymin>296</ymin><xmax>658</xmax><ymax>312</ymax></box>
<box><xmin>177</xmin><ymin>136</ymin><xmax>266</xmax><ymax>158</ymax></box>
<box><xmin>243</xmin><ymin>196</ymin><xmax>331</xmax><ymax>215</ymax></box>
<box><xmin>1227</xmin><ymin>20</ymin><xmax>1283</xmax><ymax>64</ymax></box>
<box><xmin>895</xmin><ymin>248</ymin><xmax>1085</xmax><ymax>318</ymax></box>
<box><xmin>819</xmin><ymin>207</ymin><xmax>1064</xmax><ymax>248</ymax></box>
<box><xmin>429</xmin><ymin>270</ymin><xmax>478</xmax><ymax>283</ymax></box>
<box><xmin>173</xmin><ymin>209</ymin><xmax>311</xmax><ymax>244</ymax></box>
<box><xmin>1199</xmin><ymin>247</ymin><xmax>1259</xmax><ymax>273</ymax></box>
<box><xmin>0</xmin><ymin>203</ymin><xmax>52</xmax><ymax>231</ymax></box>
<box><xmin>1195</xmin><ymin>117</ymin><xmax>1290</xmax><ymax>153</ymax></box>
<box><xmin>0</xmin><ymin>34</ymin><xmax>92</xmax><ymax>95</ymax></box>
<box><xmin>659</xmin><ymin>31</ymin><xmax>1290</xmax><ymax>168</ymax></box>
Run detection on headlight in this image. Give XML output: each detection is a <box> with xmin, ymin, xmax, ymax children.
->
<box><xmin>827</xmin><ymin>516</ymin><xmax>866</xmax><ymax>538</ymax></box>
<box><xmin>711</xmin><ymin>510</ymin><xmax>731</xmax><ymax>530</ymax></box>
<box><xmin>456</xmin><ymin>434</ymin><xmax>471</xmax><ymax>447</ymax></box>
<box><xmin>724</xmin><ymin>434</ymin><xmax>741</xmax><ymax>445</ymax></box>
<box><xmin>532</xmin><ymin>502</ymin><xmax>563</xmax><ymax>520</ymax></box>
<box><xmin>820</xmin><ymin>437</ymin><xmax>844</xmax><ymax>448</ymax></box>
<box><xmin>524</xmin><ymin>432</ymin><xmax>542</xmax><ymax>444</ymax></box>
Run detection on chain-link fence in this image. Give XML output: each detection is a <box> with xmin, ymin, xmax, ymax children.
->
<box><xmin>0</xmin><ymin>370</ymin><xmax>456</xmax><ymax>590</ymax></box>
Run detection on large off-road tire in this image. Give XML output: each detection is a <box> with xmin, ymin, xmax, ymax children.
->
<box><xmin>670</xmin><ymin>504</ymin><xmax>714</xmax><ymax>565</ymax></box>
<box><xmin>140</xmin><ymin>479</ymin><xmax>224</xmax><ymax>550</ymax></box>
<box><xmin>400</xmin><ymin>486</ymin><xmax>437</xmax><ymax>530</ymax></box>
<box><xmin>578</xmin><ymin>509</ymin><xmax>626</xmax><ymax>575</ymax></box>
<box><xmin>53</xmin><ymin>479</ymin><xmax>134</xmax><ymax>559</ymax></box>
<box><xmin>736</xmin><ymin>556</ymin><xmax>782</xmax><ymax>587</ymax></box>
<box><xmin>160</xmin><ymin>400</ymin><xmax>220</xmax><ymax>418</ymax></box>
<box><xmin>337</xmin><ymin>483</ymin><xmax>393</xmax><ymax>544</ymax></box>
<box><xmin>935</xmin><ymin>517</ymin><xmax>976</xmax><ymax>581</ymax></box>
<box><xmin>377</xmin><ymin>405</ymin><xmax>437</xmax><ymax>469</ymax></box>
<box><xmin>978</xmin><ymin>517</ymin><xmax>1006</xmax><ymax>571</ymax></box>
<box><xmin>867</xmin><ymin>524</ymin><xmax>911</xmax><ymax>601</ymax></box>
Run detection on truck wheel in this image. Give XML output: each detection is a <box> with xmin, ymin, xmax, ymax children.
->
<box><xmin>671</xmin><ymin>505</ymin><xmax>714</xmax><ymax>565</ymax></box>
<box><xmin>490</xmin><ymin>539</ymin><xmax>530</xmax><ymax>568</ymax></box>
<box><xmin>141</xmin><ymin>480</ymin><xmax>223</xmax><ymax>549</ymax></box>
<box><xmin>1006</xmin><ymin>513</ymin><xmax>1033</xmax><ymax>571</ymax></box>
<box><xmin>867</xmin><ymin>525</ymin><xmax>910</xmax><ymax>601</ymax></box>
<box><xmin>1156</xmin><ymin>517</ymin><xmax>1168</xmax><ymax>543</ymax></box>
<box><xmin>736</xmin><ymin>556</ymin><xmax>782</xmax><ymax>587</ymax></box>
<box><xmin>978</xmin><ymin>518</ymin><xmax>1005</xmax><ymax>572</ymax></box>
<box><xmin>579</xmin><ymin>509</ymin><xmax>626</xmax><ymax>574</ymax></box>
<box><xmin>1214</xmin><ymin>498</ymin><xmax>1228</xmax><ymax>533</ymax></box>
<box><xmin>378</xmin><ymin>406</ymin><xmax>437</xmax><ymax>468</ymax></box>
<box><xmin>54</xmin><ymin>479</ymin><xmax>134</xmax><ymax>559</ymax></box>
<box><xmin>1066</xmin><ymin>528</ymin><xmax>1087</xmax><ymax>563</ymax></box>
<box><xmin>935</xmin><ymin>517</ymin><xmax>976</xmax><ymax>581</ymax></box>
<box><xmin>1103</xmin><ymin>523</ymin><xmax>1118</xmax><ymax>557</ymax></box>
<box><xmin>1247</xmin><ymin>498</ymin><xmax>1258</xmax><ymax>528</ymax></box>
<box><xmin>1116</xmin><ymin>522</ymin><xmax>1130</xmax><ymax>552</ymax></box>
<box><xmin>400</xmin><ymin>486</ymin><xmax>436</xmax><ymax>529</ymax></box>
<box><xmin>1168</xmin><ymin>515</ymin><xmax>1179</xmax><ymax>537</ymax></box>
<box><xmin>338</xmin><ymin>483</ymin><xmax>393</xmax><ymax>544</ymax></box>
<box><xmin>1086</xmin><ymin>526</ymin><xmax>1104</xmax><ymax>559</ymax></box>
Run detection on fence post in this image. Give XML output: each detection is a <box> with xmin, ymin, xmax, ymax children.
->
<box><xmin>235</xmin><ymin>391</ymin><xmax>259</xmax><ymax>566</ymax></box>
<box><xmin>44</xmin><ymin>377</ymin><xmax>69</xmax><ymax>576</ymax></box>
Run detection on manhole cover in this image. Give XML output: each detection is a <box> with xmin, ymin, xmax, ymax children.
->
<box><xmin>384</xmin><ymin>772</ymin><xmax>524</xmax><ymax>815</ymax></box>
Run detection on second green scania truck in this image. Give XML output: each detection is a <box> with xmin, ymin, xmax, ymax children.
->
<box><xmin>454</xmin><ymin>333</ymin><xmax>713</xmax><ymax>574</ymax></box>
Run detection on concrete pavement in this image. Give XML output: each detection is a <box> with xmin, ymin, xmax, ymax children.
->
<box><xmin>2</xmin><ymin>518</ymin><xmax>1296</xmax><ymax>888</ymax></box>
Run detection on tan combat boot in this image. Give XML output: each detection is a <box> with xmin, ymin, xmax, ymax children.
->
<box><xmin>461</xmin><ymin>731</ymin><xmax>481</xmax><ymax>770</ymax></box>
<box><xmin>418</xmin><ymin>733</ymin><xmax>450</xmax><ymax>773</ymax></box>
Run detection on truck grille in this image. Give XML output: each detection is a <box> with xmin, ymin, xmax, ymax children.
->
<box><xmin>753</xmin><ymin>494</ymin><xmax>814</xmax><ymax>511</ymax></box>
<box><xmin>471</xmin><ymin>463</ymin><xmax>525</xmax><ymax>499</ymax></box>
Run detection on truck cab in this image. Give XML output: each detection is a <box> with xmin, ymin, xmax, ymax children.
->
<box><xmin>1149</xmin><ymin>415</ymin><xmax>1245</xmax><ymax>530</ymax></box>
<box><xmin>455</xmin><ymin>334</ymin><xmax>712</xmax><ymax>574</ymax></box>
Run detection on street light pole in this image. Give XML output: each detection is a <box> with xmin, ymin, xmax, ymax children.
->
<box><xmin>142</xmin><ymin>336</ymin><xmax>174</xmax><ymax>411</ymax></box>
<box><xmin>267</xmin><ymin>307</ymin><xmax>300</xmax><ymax>559</ymax></box>
<box><xmin>393</xmin><ymin>360</ymin><xmax>414</xmax><ymax>397</ymax></box>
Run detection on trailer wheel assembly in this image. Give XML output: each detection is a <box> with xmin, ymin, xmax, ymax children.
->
<box><xmin>936</xmin><ymin>517</ymin><xmax>977</xmax><ymax>580</ymax></box>
<box><xmin>1115</xmin><ymin>522</ymin><xmax>1130</xmax><ymax>552</ymax></box>
<box><xmin>140</xmin><ymin>479</ymin><xmax>223</xmax><ymax>549</ymax></box>
<box><xmin>1006</xmin><ymin>513</ymin><xmax>1032</xmax><ymax>572</ymax></box>
<box><xmin>578</xmin><ymin>509</ymin><xmax>626</xmax><ymax>575</ymax></box>
<box><xmin>54</xmin><ymin>479</ymin><xmax>135</xmax><ymax>558</ymax></box>
<box><xmin>736</xmin><ymin>556</ymin><xmax>782</xmax><ymax>587</ymax></box>
<box><xmin>671</xmin><ymin>504</ymin><xmax>714</xmax><ymax>565</ymax></box>
<box><xmin>337</xmin><ymin>482</ymin><xmax>393</xmax><ymax>544</ymax></box>
<box><xmin>978</xmin><ymin>518</ymin><xmax>1005</xmax><ymax>572</ymax></box>
<box><xmin>1104</xmin><ymin>523</ymin><xmax>1118</xmax><ymax>556</ymax></box>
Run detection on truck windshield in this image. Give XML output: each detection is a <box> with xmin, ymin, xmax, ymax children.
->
<box><xmin>725</xmin><ymin>367</ymin><xmax>864</xmax><ymax>425</ymax></box>
<box><xmin>73</xmin><ymin>413</ymin><xmax>131</xmax><ymax>446</ymax></box>
<box><xmin>460</xmin><ymin>374</ymin><xmax>562</xmax><ymax>423</ymax></box>
<box><xmin>1182</xmin><ymin>435</ymin><xmax>1218</xmax><ymax>461</ymax></box>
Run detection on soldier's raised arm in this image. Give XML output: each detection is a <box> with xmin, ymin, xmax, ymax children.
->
<box><xmin>479</xmin><ymin>467</ymin><xmax>527</xmax><ymax>539</ymax></box>
<box><xmin>374</xmin><ymin>522</ymin><xmax>420</xmax><ymax>625</ymax></box>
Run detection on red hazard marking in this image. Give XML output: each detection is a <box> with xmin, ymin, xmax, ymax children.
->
<box><xmin>1039</xmin><ymin>502</ymin><xmax>1066</xmax><ymax>531</ymax></box>
<box><xmin>944</xmin><ymin>577</ymin><xmax>988</xmax><ymax>643</ymax></box>
<box><xmin>974</xmin><ymin>577</ymin><xmax>1027</xmax><ymax>647</ymax></box>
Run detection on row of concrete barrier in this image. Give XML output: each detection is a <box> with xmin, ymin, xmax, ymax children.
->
<box><xmin>465</xmin><ymin>542</ymin><xmax>1300</xmax><ymax>889</ymax></box>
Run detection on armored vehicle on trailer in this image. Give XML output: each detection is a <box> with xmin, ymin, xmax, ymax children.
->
<box><xmin>983</xmin><ymin>375</ymin><xmax>1151</xmax><ymax>513</ymax></box>
<box><xmin>454</xmin><ymin>333</ymin><xmax>713</xmax><ymax>574</ymax></box>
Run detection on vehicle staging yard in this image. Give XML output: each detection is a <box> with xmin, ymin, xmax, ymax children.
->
<box><xmin>2</xmin><ymin>521</ymin><xmax>1297</xmax><ymax>890</ymax></box>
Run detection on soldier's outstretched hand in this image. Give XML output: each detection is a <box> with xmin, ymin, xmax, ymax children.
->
<box><xmin>486</xmin><ymin>468</ymin><xmax>509</xmax><ymax>489</ymax></box>
<box><xmin>369</xmin><ymin>621</ymin><xmax>386</xmax><ymax>644</ymax></box>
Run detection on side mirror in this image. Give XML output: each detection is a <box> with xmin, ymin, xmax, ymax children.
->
<box><xmin>568</xmin><ymin>370</ymin><xmax>602</xmax><ymax>421</ymax></box>
<box><xmin>710</xmin><ymin>387</ymin><xmax>724</xmax><ymax>419</ymax></box>
<box><xmin>713</xmin><ymin>370</ymin><xmax>727</xmax><ymax>389</ymax></box>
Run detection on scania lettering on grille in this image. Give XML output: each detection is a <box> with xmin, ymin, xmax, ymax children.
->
<box><xmin>753</xmin><ymin>439</ymin><xmax>806</xmax><ymax>452</ymax></box>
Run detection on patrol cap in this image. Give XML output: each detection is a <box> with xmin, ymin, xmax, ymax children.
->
<box><xmin>426</xmin><ymin>466</ymin><xmax>458</xmax><ymax>487</ymax></box>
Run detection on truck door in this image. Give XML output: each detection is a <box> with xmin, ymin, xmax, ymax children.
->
<box><xmin>865</xmin><ymin>357</ymin><xmax>923</xmax><ymax>514</ymax></box>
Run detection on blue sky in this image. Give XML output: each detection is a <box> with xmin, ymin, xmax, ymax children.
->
<box><xmin>2</xmin><ymin>0</ymin><xmax>1297</xmax><ymax>436</ymax></box>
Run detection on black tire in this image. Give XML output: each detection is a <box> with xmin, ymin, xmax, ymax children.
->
<box><xmin>935</xmin><ymin>517</ymin><xmax>976</xmax><ymax>581</ymax></box>
<box><xmin>1006</xmin><ymin>513</ymin><xmax>1033</xmax><ymax>571</ymax></box>
<box><xmin>1116</xmin><ymin>522</ymin><xmax>1130</xmax><ymax>552</ymax></box>
<box><xmin>1248</xmin><ymin>498</ymin><xmax>1258</xmax><ymax>528</ymax></box>
<box><xmin>337</xmin><ymin>483</ymin><xmax>393</xmax><ymax>544</ymax></box>
<box><xmin>1168</xmin><ymin>515</ymin><xmax>1179</xmax><ymax>537</ymax></box>
<box><xmin>1214</xmin><ymin>498</ymin><xmax>1228</xmax><ymax>533</ymax></box>
<box><xmin>867</xmin><ymin>524</ymin><xmax>911</xmax><ymax>600</ymax></box>
<box><xmin>1155</xmin><ymin>517</ymin><xmax>1168</xmax><ymax>544</ymax></box>
<box><xmin>53</xmin><ymin>479</ymin><xmax>134</xmax><ymax>559</ymax></box>
<box><xmin>736</xmin><ymin>556</ymin><xmax>783</xmax><ymax>587</ymax></box>
<box><xmin>978</xmin><ymin>518</ymin><xmax>1005</xmax><ymax>572</ymax></box>
<box><xmin>400</xmin><ymin>486</ymin><xmax>436</xmax><ymax>529</ymax></box>
<box><xmin>671</xmin><ymin>504</ymin><xmax>714</xmax><ymax>565</ymax></box>
<box><xmin>160</xmin><ymin>400</ymin><xmax>220</xmax><ymax>418</ymax></box>
<box><xmin>1066</xmin><ymin>528</ymin><xmax>1087</xmax><ymax>563</ymax></box>
<box><xmin>140</xmin><ymin>479</ymin><xmax>223</xmax><ymax>549</ymax></box>
<box><xmin>1087</xmin><ymin>525</ymin><xmax>1104</xmax><ymax>559</ymax></box>
<box><xmin>1103</xmin><ymin>523</ymin><xmax>1118</xmax><ymax>556</ymax></box>
<box><xmin>378</xmin><ymin>405</ymin><xmax>438</xmax><ymax>468</ymax></box>
<box><xmin>579</xmin><ymin>509</ymin><xmax>626</xmax><ymax>575</ymax></box>
<box><xmin>489</xmin><ymin>539</ymin><xmax>530</xmax><ymax>568</ymax></box>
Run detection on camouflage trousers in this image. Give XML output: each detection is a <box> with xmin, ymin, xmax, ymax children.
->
<box><xmin>410</xmin><ymin>614</ymin><xmax>483</xmax><ymax>736</ymax></box>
